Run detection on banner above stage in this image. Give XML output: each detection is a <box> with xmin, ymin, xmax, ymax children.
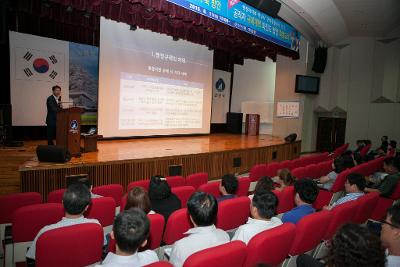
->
<box><xmin>166</xmin><ymin>0</ymin><xmax>300</xmax><ymax>52</ymax></box>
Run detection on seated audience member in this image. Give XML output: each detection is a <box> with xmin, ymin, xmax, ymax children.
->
<box><xmin>275</xmin><ymin>168</ymin><xmax>295</xmax><ymax>191</ymax></box>
<box><xmin>282</xmin><ymin>179</ymin><xmax>319</xmax><ymax>224</ymax></box>
<box><xmin>323</xmin><ymin>173</ymin><xmax>365</xmax><ymax>210</ymax></box>
<box><xmin>26</xmin><ymin>183</ymin><xmax>101</xmax><ymax>261</ymax></box>
<box><xmin>248</xmin><ymin>176</ymin><xmax>274</xmax><ymax>200</ymax></box>
<box><xmin>296</xmin><ymin>224</ymin><xmax>386</xmax><ymax>267</ymax></box>
<box><xmin>169</xmin><ymin>192</ymin><xmax>230</xmax><ymax>267</ymax></box>
<box><xmin>380</xmin><ymin>136</ymin><xmax>389</xmax><ymax>153</ymax></box>
<box><xmin>217</xmin><ymin>174</ymin><xmax>239</xmax><ymax>202</ymax></box>
<box><xmin>97</xmin><ymin>208</ymin><xmax>158</xmax><ymax>267</ymax></box>
<box><xmin>365</xmin><ymin>157</ymin><xmax>400</xmax><ymax>197</ymax></box>
<box><xmin>124</xmin><ymin>187</ymin><xmax>154</xmax><ymax>214</ymax></box>
<box><xmin>354</xmin><ymin>139</ymin><xmax>366</xmax><ymax>153</ymax></box>
<box><xmin>341</xmin><ymin>151</ymin><xmax>356</xmax><ymax>168</ymax></box>
<box><xmin>316</xmin><ymin>157</ymin><xmax>346</xmax><ymax>190</ymax></box>
<box><xmin>388</xmin><ymin>140</ymin><xmax>398</xmax><ymax>156</ymax></box>
<box><xmin>232</xmin><ymin>191</ymin><xmax>282</xmax><ymax>244</ymax></box>
<box><xmin>381</xmin><ymin>203</ymin><xmax>400</xmax><ymax>267</ymax></box>
<box><xmin>78</xmin><ymin>177</ymin><xmax>102</xmax><ymax>198</ymax></box>
<box><xmin>148</xmin><ymin>175</ymin><xmax>181</xmax><ymax>221</ymax></box>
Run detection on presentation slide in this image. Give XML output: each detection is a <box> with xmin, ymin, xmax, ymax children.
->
<box><xmin>98</xmin><ymin>18</ymin><xmax>213</xmax><ymax>138</ymax></box>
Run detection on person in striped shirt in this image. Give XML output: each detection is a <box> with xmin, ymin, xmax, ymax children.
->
<box><xmin>323</xmin><ymin>172</ymin><xmax>365</xmax><ymax>210</ymax></box>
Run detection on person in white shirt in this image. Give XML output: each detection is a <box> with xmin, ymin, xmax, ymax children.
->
<box><xmin>97</xmin><ymin>208</ymin><xmax>158</xmax><ymax>267</ymax></box>
<box><xmin>232</xmin><ymin>191</ymin><xmax>282</xmax><ymax>244</ymax></box>
<box><xmin>381</xmin><ymin>203</ymin><xmax>400</xmax><ymax>267</ymax></box>
<box><xmin>169</xmin><ymin>192</ymin><xmax>230</xmax><ymax>267</ymax></box>
<box><xmin>26</xmin><ymin>183</ymin><xmax>102</xmax><ymax>262</ymax></box>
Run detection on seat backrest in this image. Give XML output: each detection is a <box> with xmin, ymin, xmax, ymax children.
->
<box><xmin>318</xmin><ymin>160</ymin><xmax>333</xmax><ymax>177</ymax></box>
<box><xmin>352</xmin><ymin>192</ymin><xmax>379</xmax><ymax>224</ymax></box>
<box><xmin>185</xmin><ymin>173</ymin><xmax>208</xmax><ymax>189</ymax></box>
<box><xmin>35</xmin><ymin>223</ymin><xmax>103</xmax><ymax>267</ymax></box>
<box><xmin>359</xmin><ymin>144</ymin><xmax>371</xmax><ymax>157</ymax></box>
<box><xmin>331</xmin><ymin>169</ymin><xmax>352</xmax><ymax>193</ymax></box>
<box><xmin>182</xmin><ymin>240</ymin><xmax>247</xmax><ymax>267</ymax></box>
<box><xmin>292</xmin><ymin>167</ymin><xmax>308</xmax><ymax>180</ymax></box>
<box><xmin>92</xmin><ymin>184</ymin><xmax>124</xmax><ymax>206</ymax></box>
<box><xmin>389</xmin><ymin>181</ymin><xmax>400</xmax><ymax>200</ymax></box>
<box><xmin>305</xmin><ymin>164</ymin><xmax>318</xmax><ymax>179</ymax></box>
<box><xmin>166</xmin><ymin>176</ymin><xmax>186</xmax><ymax>188</ymax></box>
<box><xmin>163</xmin><ymin>208</ymin><xmax>193</xmax><ymax>245</ymax></box>
<box><xmin>277</xmin><ymin>186</ymin><xmax>295</xmax><ymax>214</ymax></box>
<box><xmin>171</xmin><ymin>186</ymin><xmax>196</xmax><ymax>208</ymax></box>
<box><xmin>244</xmin><ymin>223</ymin><xmax>296</xmax><ymax>267</ymax></box>
<box><xmin>216</xmin><ymin>197</ymin><xmax>250</xmax><ymax>231</ymax></box>
<box><xmin>290</xmin><ymin>159</ymin><xmax>303</xmax><ymax>170</ymax></box>
<box><xmin>289</xmin><ymin>210</ymin><xmax>331</xmax><ymax>255</ymax></box>
<box><xmin>120</xmin><ymin>193</ymin><xmax>128</xmax><ymax>211</ymax></box>
<box><xmin>324</xmin><ymin>200</ymin><xmax>358</xmax><ymax>240</ymax></box>
<box><xmin>265</xmin><ymin>162</ymin><xmax>282</xmax><ymax>177</ymax></box>
<box><xmin>249</xmin><ymin>164</ymin><xmax>268</xmax><ymax>182</ymax></box>
<box><xmin>85</xmin><ymin>197</ymin><xmax>116</xmax><ymax>231</ymax></box>
<box><xmin>12</xmin><ymin>203</ymin><xmax>64</xmax><ymax>242</ymax></box>
<box><xmin>312</xmin><ymin>189</ymin><xmax>333</xmax><ymax>210</ymax></box>
<box><xmin>145</xmin><ymin>213</ymin><xmax>165</xmax><ymax>250</ymax></box>
<box><xmin>197</xmin><ymin>182</ymin><xmax>221</xmax><ymax>198</ymax></box>
<box><xmin>127</xmin><ymin>179</ymin><xmax>150</xmax><ymax>192</ymax></box>
<box><xmin>0</xmin><ymin>192</ymin><xmax>42</xmax><ymax>224</ymax></box>
<box><xmin>237</xmin><ymin>177</ymin><xmax>251</xmax><ymax>196</ymax></box>
<box><xmin>47</xmin><ymin>189</ymin><xmax>66</xmax><ymax>203</ymax></box>
<box><xmin>279</xmin><ymin>160</ymin><xmax>292</xmax><ymax>170</ymax></box>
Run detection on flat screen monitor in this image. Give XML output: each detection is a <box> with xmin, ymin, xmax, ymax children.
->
<box><xmin>295</xmin><ymin>75</ymin><xmax>320</xmax><ymax>94</ymax></box>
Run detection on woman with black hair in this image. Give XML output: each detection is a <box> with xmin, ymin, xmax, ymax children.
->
<box><xmin>148</xmin><ymin>175</ymin><xmax>181</xmax><ymax>221</ymax></box>
<box><xmin>316</xmin><ymin>157</ymin><xmax>346</xmax><ymax>190</ymax></box>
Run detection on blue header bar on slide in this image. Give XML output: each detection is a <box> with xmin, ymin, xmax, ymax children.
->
<box><xmin>120</xmin><ymin>72</ymin><xmax>204</xmax><ymax>89</ymax></box>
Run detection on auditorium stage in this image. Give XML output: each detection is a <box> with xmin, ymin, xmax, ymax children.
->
<box><xmin>17</xmin><ymin>134</ymin><xmax>301</xmax><ymax>200</ymax></box>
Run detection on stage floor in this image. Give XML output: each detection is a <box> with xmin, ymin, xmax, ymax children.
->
<box><xmin>21</xmin><ymin>134</ymin><xmax>286</xmax><ymax>170</ymax></box>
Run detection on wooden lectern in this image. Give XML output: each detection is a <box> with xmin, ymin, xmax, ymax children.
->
<box><xmin>56</xmin><ymin>107</ymin><xmax>84</xmax><ymax>156</ymax></box>
<box><xmin>245</xmin><ymin>114</ymin><xmax>260</xmax><ymax>136</ymax></box>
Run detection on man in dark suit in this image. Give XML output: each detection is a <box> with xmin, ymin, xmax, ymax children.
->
<box><xmin>46</xmin><ymin>85</ymin><xmax>62</xmax><ymax>145</ymax></box>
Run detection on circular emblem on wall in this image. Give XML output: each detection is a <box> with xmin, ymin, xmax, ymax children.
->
<box><xmin>70</xmin><ymin>120</ymin><xmax>78</xmax><ymax>130</ymax></box>
<box><xmin>215</xmin><ymin>78</ymin><xmax>225</xmax><ymax>92</ymax></box>
<box><xmin>32</xmin><ymin>58</ymin><xmax>49</xmax><ymax>73</ymax></box>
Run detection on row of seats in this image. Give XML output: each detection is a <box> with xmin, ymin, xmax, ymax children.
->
<box><xmin>14</xmin><ymin>190</ymin><xmax>380</xmax><ymax>267</ymax></box>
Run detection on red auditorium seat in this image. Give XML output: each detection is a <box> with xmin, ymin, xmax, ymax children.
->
<box><xmin>312</xmin><ymin>189</ymin><xmax>334</xmax><ymax>210</ymax></box>
<box><xmin>284</xmin><ymin>211</ymin><xmax>331</xmax><ymax>266</ymax></box>
<box><xmin>171</xmin><ymin>186</ymin><xmax>196</xmax><ymax>208</ymax></box>
<box><xmin>265</xmin><ymin>162</ymin><xmax>282</xmax><ymax>177</ymax></box>
<box><xmin>371</xmin><ymin>181</ymin><xmax>400</xmax><ymax>221</ymax></box>
<box><xmin>291</xmin><ymin>166</ymin><xmax>308</xmax><ymax>180</ymax></box>
<box><xmin>163</xmin><ymin>208</ymin><xmax>193</xmax><ymax>245</ymax></box>
<box><xmin>35</xmin><ymin>223</ymin><xmax>103</xmax><ymax>267</ymax></box>
<box><xmin>277</xmin><ymin>186</ymin><xmax>295</xmax><ymax>214</ymax></box>
<box><xmin>92</xmin><ymin>184</ymin><xmax>123</xmax><ymax>207</ymax></box>
<box><xmin>248</xmin><ymin>164</ymin><xmax>268</xmax><ymax>182</ymax></box>
<box><xmin>237</xmin><ymin>177</ymin><xmax>251</xmax><ymax>196</ymax></box>
<box><xmin>85</xmin><ymin>197</ymin><xmax>116</xmax><ymax>234</ymax></box>
<box><xmin>330</xmin><ymin>143</ymin><xmax>349</xmax><ymax>158</ymax></box>
<box><xmin>166</xmin><ymin>176</ymin><xmax>186</xmax><ymax>187</ymax></box>
<box><xmin>197</xmin><ymin>181</ymin><xmax>221</xmax><ymax>198</ymax></box>
<box><xmin>0</xmin><ymin>192</ymin><xmax>42</xmax><ymax>255</ymax></box>
<box><xmin>243</xmin><ymin>223</ymin><xmax>296</xmax><ymax>267</ymax></box>
<box><xmin>290</xmin><ymin>158</ymin><xmax>303</xmax><ymax>170</ymax></box>
<box><xmin>182</xmin><ymin>240</ymin><xmax>247</xmax><ymax>267</ymax></box>
<box><xmin>352</xmin><ymin>192</ymin><xmax>379</xmax><ymax>224</ymax></box>
<box><xmin>216</xmin><ymin>197</ymin><xmax>250</xmax><ymax>231</ymax></box>
<box><xmin>359</xmin><ymin>144</ymin><xmax>371</xmax><ymax>157</ymax></box>
<box><xmin>127</xmin><ymin>179</ymin><xmax>150</xmax><ymax>192</ymax></box>
<box><xmin>279</xmin><ymin>160</ymin><xmax>292</xmax><ymax>170</ymax></box>
<box><xmin>144</xmin><ymin>261</ymin><xmax>174</xmax><ymax>267</ymax></box>
<box><xmin>47</xmin><ymin>189</ymin><xmax>66</xmax><ymax>203</ymax></box>
<box><xmin>185</xmin><ymin>173</ymin><xmax>208</xmax><ymax>189</ymax></box>
<box><xmin>305</xmin><ymin>164</ymin><xmax>318</xmax><ymax>179</ymax></box>
<box><xmin>5</xmin><ymin>203</ymin><xmax>64</xmax><ymax>267</ymax></box>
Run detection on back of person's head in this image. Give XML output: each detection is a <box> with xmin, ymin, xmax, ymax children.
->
<box><xmin>63</xmin><ymin>183</ymin><xmax>91</xmax><ymax>215</ymax></box>
<box><xmin>221</xmin><ymin>174</ymin><xmax>238</xmax><ymax>194</ymax></box>
<box><xmin>365</xmin><ymin>140</ymin><xmax>371</xmax><ymax>145</ymax></box>
<box><xmin>384</xmin><ymin>157</ymin><xmax>400</xmax><ymax>172</ymax></box>
<box><xmin>278</xmin><ymin>168</ymin><xmax>296</xmax><ymax>186</ymax></box>
<box><xmin>346</xmin><ymin>173</ymin><xmax>365</xmax><ymax>192</ymax></box>
<box><xmin>251</xmin><ymin>191</ymin><xmax>278</xmax><ymax>219</ymax></box>
<box><xmin>187</xmin><ymin>192</ymin><xmax>217</xmax><ymax>227</ymax></box>
<box><xmin>112</xmin><ymin>208</ymin><xmax>150</xmax><ymax>254</ymax></box>
<box><xmin>77</xmin><ymin>177</ymin><xmax>92</xmax><ymax>190</ymax></box>
<box><xmin>125</xmin><ymin>187</ymin><xmax>151</xmax><ymax>213</ymax></box>
<box><xmin>254</xmin><ymin>176</ymin><xmax>274</xmax><ymax>194</ymax></box>
<box><xmin>389</xmin><ymin>140</ymin><xmax>397</xmax><ymax>149</ymax></box>
<box><xmin>382</xmin><ymin>136</ymin><xmax>388</xmax><ymax>142</ymax></box>
<box><xmin>148</xmin><ymin>175</ymin><xmax>171</xmax><ymax>200</ymax></box>
<box><xmin>387</xmin><ymin>203</ymin><xmax>400</xmax><ymax>227</ymax></box>
<box><xmin>341</xmin><ymin>154</ymin><xmax>355</xmax><ymax>169</ymax></box>
<box><xmin>326</xmin><ymin>224</ymin><xmax>386</xmax><ymax>267</ymax></box>
<box><xmin>294</xmin><ymin>179</ymin><xmax>319</xmax><ymax>204</ymax></box>
<box><xmin>333</xmin><ymin>157</ymin><xmax>347</xmax><ymax>173</ymax></box>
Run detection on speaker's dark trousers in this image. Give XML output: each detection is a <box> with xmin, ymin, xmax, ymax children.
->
<box><xmin>47</xmin><ymin>123</ymin><xmax>56</xmax><ymax>145</ymax></box>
